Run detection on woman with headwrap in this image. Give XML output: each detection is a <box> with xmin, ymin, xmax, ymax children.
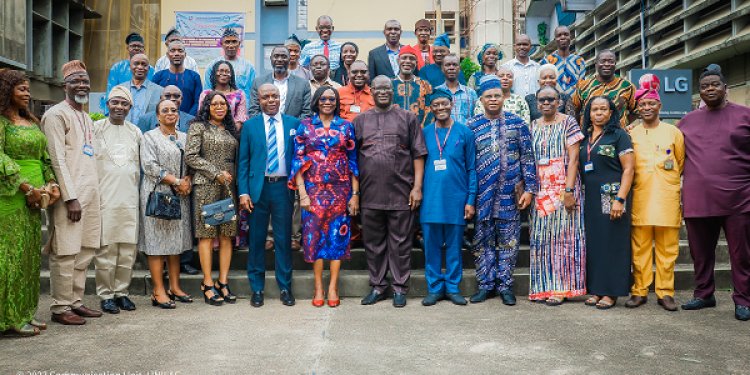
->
<box><xmin>468</xmin><ymin>43</ymin><xmax>502</xmax><ymax>90</ymax></box>
<box><xmin>624</xmin><ymin>74</ymin><xmax>684</xmax><ymax>312</ymax></box>
<box><xmin>286</xmin><ymin>34</ymin><xmax>313</xmax><ymax>81</ymax></box>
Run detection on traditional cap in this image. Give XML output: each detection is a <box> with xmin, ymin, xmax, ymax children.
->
<box><xmin>62</xmin><ymin>60</ymin><xmax>87</xmax><ymax>80</ymax></box>
<box><xmin>108</xmin><ymin>85</ymin><xmax>133</xmax><ymax>104</ymax></box>
<box><xmin>165</xmin><ymin>27</ymin><xmax>180</xmax><ymax>40</ymax></box>
<box><xmin>222</xmin><ymin>28</ymin><xmax>239</xmax><ymax>39</ymax></box>
<box><xmin>399</xmin><ymin>45</ymin><xmax>420</xmax><ymax>57</ymax></box>
<box><xmin>415</xmin><ymin>19</ymin><xmax>431</xmax><ymax>30</ymax></box>
<box><xmin>700</xmin><ymin>63</ymin><xmax>726</xmax><ymax>83</ymax></box>
<box><xmin>428</xmin><ymin>87</ymin><xmax>453</xmax><ymax>104</ymax></box>
<box><xmin>477</xmin><ymin>43</ymin><xmax>502</xmax><ymax>64</ymax></box>
<box><xmin>635</xmin><ymin>73</ymin><xmax>661</xmax><ymax>102</ymax></box>
<box><xmin>434</xmin><ymin>33</ymin><xmax>450</xmax><ymax>48</ymax></box>
<box><xmin>478</xmin><ymin>74</ymin><xmax>502</xmax><ymax>96</ymax></box>
<box><xmin>125</xmin><ymin>32</ymin><xmax>144</xmax><ymax>45</ymax></box>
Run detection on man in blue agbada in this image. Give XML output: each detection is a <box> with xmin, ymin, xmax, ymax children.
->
<box><xmin>102</xmin><ymin>32</ymin><xmax>155</xmax><ymax>112</ymax></box>
<box><xmin>420</xmin><ymin>87</ymin><xmax>477</xmax><ymax>306</ymax></box>
<box><xmin>418</xmin><ymin>33</ymin><xmax>466</xmax><ymax>88</ymax></box>
<box><xmin>467</xmin><ymin>75</ymin><xmax>538</xmax><ymax>306</ymax></box>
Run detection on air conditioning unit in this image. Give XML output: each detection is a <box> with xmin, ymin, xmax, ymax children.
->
<box><xmin>264</xmin><ymin>0</ymin><xmax>289</xmax><ymax>6</ymax></box>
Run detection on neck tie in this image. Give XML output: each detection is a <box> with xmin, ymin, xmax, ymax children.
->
<box><xmin>267</xmin><ymin>117</ymin><xmax>279</xmax><ymax>174</ymax></box>
<box><xmin>323</xmin><ymin>41</ymin><xmax>329</xmax><ymax>58</ymax></box>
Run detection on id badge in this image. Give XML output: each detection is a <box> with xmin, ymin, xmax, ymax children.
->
<box><xmin>664</xmin><ymin>159</ymin><xmax>674</xmax><ymax>170</ymax></box>
<box><xmin>538</xmin><ymin>158</ymin><xmax>550</xmax><ymax>166</ymax></box>
<box><xmin>434</xmin><ymin>159</ymin><xmax>447</xmax><ymax>171</ymax></box>
<box><xmin>584</xmin><ymin>161</ymin><xmax>594</xmax><ymax>173</ymax></box>
<box><xmin>289</xmin><ymin>129</ymin><xmax>296</xmax><ymax>136</ymax></box>
<box><xmin>350</xmin><ymin>105</ymin><xmax>361</xmax><ymax>113</ymax></box>
<box><xmin>82</xmin><ymin>144</ymin><xmax>94</xmax><ymax>157</ymax></box>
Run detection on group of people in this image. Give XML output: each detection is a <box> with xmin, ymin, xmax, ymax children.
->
<box><xmin>1</xmin><ymin>16</ymin><xmax>749</xmax><ymax>337</ymax></box>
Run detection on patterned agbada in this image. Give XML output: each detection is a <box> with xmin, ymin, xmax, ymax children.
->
<box><xmin>571</xmin><ymin>75</ymin><xmax>637</xmax><ymax>128</ymax></box>
<box><xmin>392</xmin><ymin>76</ymin><xmax>433</xmax><ymax>127</ymax></box>
<box><xmin>541</xmin><ymin>52</ymin><xmax>587</xmax><ymax>96</ymax></box>
<box><xmin>528</xmin><ymin>115</ymin><xmax>586</xmax><ymax>300</ymax></box>
<box><xmin>288</xmin><ymin>115</ymin><xmax>359</xmax><ymax>262</ymax></box>
<box><xmin>467</xmin><ymin>112</ymin><xmax>538</xmax><ymax>293</ymax></box>
<box><xmin>0</xmin><ymin>116</ymin><xmax>55</xmax><ymax>331</ymax></box>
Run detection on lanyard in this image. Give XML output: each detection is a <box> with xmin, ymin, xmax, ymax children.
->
<box><xmin>586</xmin><ymin>131</ymin><xmax>604</xmax><ymax>161</ymax></box>
<box><xmin>73</xmin><ymin>108</ymin><xmax>92</xmax><ymax>146</ymax></box>
<box><xmin>434</xmin><ymin>123</ymin><xmax>453</xmax><ymax>159</ymax></box>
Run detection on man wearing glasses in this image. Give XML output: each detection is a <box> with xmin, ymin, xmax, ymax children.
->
<box><xmin>102</xmin><ymin>32</ymin><xmax>155</xmax><ymax>112</ymax></box>
<box><xmin>300</xmin><ymin>15</ymin><xmax>342</xmax><ymax>71</ymax></box>
<box><xmin>337</xmin><ymin>60</ymin><xmax>375</xmax><ymax>122</ymax></box>
<box><xmin>136</xmin><ymin>86</ymin><xmax>195</xmax><ymax>134</ymax></box>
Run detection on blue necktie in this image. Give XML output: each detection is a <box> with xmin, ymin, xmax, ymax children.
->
<box><xmin>267</xmin><ymin>117</ymin><xmax>279</xmax><ymax>174</ymax></box>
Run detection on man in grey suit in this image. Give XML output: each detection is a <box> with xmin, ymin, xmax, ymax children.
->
<box><xmin>249</xmin><ymin>46</ymin><xmax>312</xmax><ymax>119</ymax></box>
<box><xmin>114</xmin><ymin>53</ymin><xmax>163</xmax><ymax>126</ymax></box>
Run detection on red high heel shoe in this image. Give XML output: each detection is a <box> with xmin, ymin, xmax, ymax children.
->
<box><xmin>312</xmin><ymin>290</ymin><xmax>325</xmax><ymax>307</ymax></box>
<box><xmin>327</xmin><ymin>289</ymin><xmax>340</xmax><ymax>307</ymax></box>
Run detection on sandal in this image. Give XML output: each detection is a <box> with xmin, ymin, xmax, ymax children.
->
<box><xmin>585</xmin><ymin>296</ymin><xmax>601</xmax><ymax>306</ymax></box>
<box><xmin>596</xmin><ymin>297</ymin><xmax>617</xmax><ymax>310</ymax></box>
<box><xmin>215</xmin><ymin>280</ymin><xmax>237</xmax><ymax>304</ymax></box>
<box><xmin>545</xmin><ymin>296</ymin><xmax>564</xmax><ymax>306</ymax></box>
<box><xmin>30</xmin><ymin>319</ymin><xmax>47</xmax><ymax>330</ymax></box>
<box><xmin>201</xmin><ymin>283</ymin><xmax>224</xmax><ymax>306</ymax></box>
<box><xmin>167</xmin><ymin>290</ymin><xmax>194</xmax><ymax>303</ymax></box>
<box><xmin>9</xmin><ymin>323</ymin><xmax>40</xmax><ymax>336</ymax></box>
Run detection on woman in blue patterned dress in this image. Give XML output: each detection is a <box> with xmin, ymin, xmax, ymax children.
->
<box><xmin>289</xmin><ymin>86</ymin><xmax>359</xmax><ymax>308</ymax></box>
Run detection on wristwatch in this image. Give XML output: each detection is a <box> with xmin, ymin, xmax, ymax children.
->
<box><xmin>564</xmin><ymin>187</ymin><xmax>575</xmax><ymax>193</ymax></box>
<box><xmin>352</xmin><ymin>191</ymin><xmax>360</xmax><ymax>196</ymax></box>
<box><xmin>614</xmin><ymin>196</ymin><xmax>626</xmax><ymax>204</ymax></box>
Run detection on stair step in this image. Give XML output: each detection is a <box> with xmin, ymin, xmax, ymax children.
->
<box><xmin>38</xmin><ymin>263</ymin><xmax>733</xmax><ymax>298</ymax></box>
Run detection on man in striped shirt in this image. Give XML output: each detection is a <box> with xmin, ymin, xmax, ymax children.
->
<box><xmin>300</xmin><ymin>15</ymin><xmax>342</xmax><ymax>71</ymax></box>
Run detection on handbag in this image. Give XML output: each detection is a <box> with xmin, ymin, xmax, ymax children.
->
<box><xmin>145</xmin><ymin>148</ymin><xmax>183</xmax><ymax>220</ymax></box>
<box><xmin>201</xmin><ymin>182</ymin><xmax>237</xmax><ymax>228</ymax></box>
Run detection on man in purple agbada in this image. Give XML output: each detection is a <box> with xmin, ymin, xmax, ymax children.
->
<box><xmin>678</xmin><ymin>64</ymin><xmax>750</xmax><ymax>321</ymax></box>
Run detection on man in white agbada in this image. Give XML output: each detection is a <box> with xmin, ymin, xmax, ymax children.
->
<box><xmin>92</xmin><ymin>86</ymin><xmax>143</xmax><ymax>314</ymax></box>
<box><xmin>41</xmin><ymin>60</ymin><xmax>102</xmax><ymax>325</ymax></box>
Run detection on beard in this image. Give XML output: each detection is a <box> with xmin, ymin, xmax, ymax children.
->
<box><xmin>74</xmin><ymin>94</ymin><xmax>89</xmax><ymax>105</ymax></box>
<box><xmin>274</xmin><ymin>65</ymin><xmax>288</xmax><ymax>75</ymax></box>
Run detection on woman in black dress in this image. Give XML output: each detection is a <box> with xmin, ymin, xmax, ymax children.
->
<box><xmin>579</xmin><ymin>96</ymin><xmax>635</xmax><ymax>309</ymax></box>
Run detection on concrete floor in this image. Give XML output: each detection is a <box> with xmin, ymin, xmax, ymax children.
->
<box><xmin>2</xmin><ymin>291</ymin><xmax>748</xmax><ymax>375</ymax></box>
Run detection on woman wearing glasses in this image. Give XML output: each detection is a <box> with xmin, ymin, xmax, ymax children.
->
<box><xmin>140</xmin><ymin>99</ymin><xmax>193</xmax><ymax>308</ymax></box>
<box><xmin>185</xmin><ymin>91</ymin><xmax>239</xmax><ymax>306</ymax></box>
<box><xmin>527</xmin><ymin>86</ymin><xmax>586</xmax><ymax>306</ymax></box>
<box><xmin>199</xmin><ymin>61</ymin><xmax>248</xmax><ymax>131</ymax></box>
<box><xmin>289</xmin><ymin>86</ymin><xmax>359</xmax><ymax>307</ymax></box>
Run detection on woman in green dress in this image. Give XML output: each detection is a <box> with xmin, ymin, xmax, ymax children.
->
<box><xmin>0</xmin><ymin>69</ymin><xmax>60</xmax><ymax>336</ymax></box>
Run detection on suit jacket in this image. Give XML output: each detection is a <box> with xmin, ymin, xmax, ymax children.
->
<box><xmin>136</xmin><ymin>110</ymin><xmax>194</xmax><ymax>134</ymax></box>
<box><xmin>368</xmin><ymin>44</ymin><xmax>397</xmax><ymax>79</ymax></box>
<box><xmin>116</xmin><ymin>80</ymin><xmax>163</xmax><ymax>124</ymax></box>
<box><xmin>237</xmin><ymin>114</ymin><xmax>300</xmax><ymax>203</ymax></box>
<box><xmin>249</xmin><ymin>73</ymin><xmax>311</xmax><ymax>119</ymax></box>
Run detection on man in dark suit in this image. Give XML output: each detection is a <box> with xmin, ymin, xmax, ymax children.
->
<box><xmin>238</xmin><ymin>83</ymin><xmax>300</xmax><ymax>307</ymax></box>
<box><xmin>249</xmin><ymin>46</ymin><xmax>312</xmax><ymax>119</ymax></box>
<box><xmin>367</xmin><ymin>20</ymin><xmax>403</xmax><ymax>79</ymax></box>
<box><xmin>136</xmin><ymin>85</ymin><xmax>194</xmax><ymax>134</ymax></box>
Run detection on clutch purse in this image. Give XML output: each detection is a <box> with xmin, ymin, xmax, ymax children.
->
<box><xmin>201</xmin><ymin>183</ymin><xmax>236</xmax><ymax>228</ymax></box>
<box><xmin>145</xmin><ymin>148</ymin><xmax>184</xmax><ymax>220</ymax></box>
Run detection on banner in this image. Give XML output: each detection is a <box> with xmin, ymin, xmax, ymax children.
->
<box><xmin>629</xmin><ymin>69</ymin><xmax>693</xmax><ymax>118</ymax></box>
<box><xmin>175</xmin><ymin>11</ymin><xmax>246</xmax><ymax>67</ymax></box>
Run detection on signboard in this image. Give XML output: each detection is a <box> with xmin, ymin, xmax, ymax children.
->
<box><xmin>629</xmin><ymin>69</ymin><xmax>692</xmax><ymax>118</ymax></box>
<box><xmin>175</xmin><ymin>12</ymin><xmax>246</xmax><ymax>67</ymax></box>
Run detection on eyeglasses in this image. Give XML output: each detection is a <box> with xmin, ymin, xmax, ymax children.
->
<box><xmin>160</xmin><ymin>108</ymin><xmax>179</xmax><ymax>114</ymax></box>
<box><xmin>319</xmin><ymin>97</ymin><xmax>336</xmax><ymax>103</ymax></box>
<box><xmin>537</xmin><ymin>97</ymin><xmax>557</xmax><ymax>103</ymax></box>
<box><xmin>210</xmin><ymin>102</ymin><xmax>228</xmax><ymax>108</ymax></box>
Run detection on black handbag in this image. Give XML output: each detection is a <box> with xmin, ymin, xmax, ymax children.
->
<box><xmin>145</xmin><ymin>149</ymin><xmax>183</xmax><ymax>220</ymax></box>
<box><xmin>201</xmin><ymin>183</ymin><xmax>237</xmax><ymax>228</ymax></box>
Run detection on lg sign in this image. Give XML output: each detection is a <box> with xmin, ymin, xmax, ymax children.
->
<box><xmin>630</xmin><ymin>69</ymin><xmax>693</xmax><ymax>118</ymax></box>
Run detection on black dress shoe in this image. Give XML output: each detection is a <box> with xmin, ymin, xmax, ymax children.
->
<box><xmin>422</xmin><ymin>293</ymin><xmax>444</xmax><ymax>306</ymax></box>
<box><xmin>280</xmin><ymin>290</ymin><xmax>295</xmax><ymax>306</ymax></box>
<box><xmin>393</xmin><ymin>293</ymin><xmax>407</xmax><ymax>308</ymax></box>
<box><xmin>499</xmin><ymin>290</ymin><xmax>517</xmax><ymax>306</ymax></box>
<box><xmin>361</xmin><ymin>289</ymin><xmax>387</xmax><ymax>305</ymax></box>
<box><xmin>470</xmin><ymin>289</ymin><xmax>492</xmax><ymax>303</ymax></box>
<box><xmin>250</xmin><ymin>291</ymin><xmax>264</xmax><ymax>307</ymax></box>
<box><xmin>115</xmin><ymin>296</ymin><xmax>137</xmax><ymax>311</ymax></box>
<box><xmin>625</xmin><ymin>295</ymin><xmax>648</xmax><ymax>308</ymax></box>
<box><xmin>446</xmin><ymin>293</ymin><xmax>468</xmax><ymax>305</ymax></box>
<box><xmin>735</xmin><ymin>305</ymin><xmax>750</xmax><ymax>321</ymax></box>
<box><xmin>180</xmin><ymin>264</ymin><xmax>200</xmax><ymax>275</ymax></box>
<box><xmin>100</xmin><ymin>299</ymin><xmax>120</xmax><ymax>314</ymax></box>
<box><xmin>681</xmin><ymin>295</ymin><xmax>716</xmax><ymax>310</ymax></box>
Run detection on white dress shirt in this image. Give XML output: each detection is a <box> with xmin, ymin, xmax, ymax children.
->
<box><xmin>262</xmin><ymin>112</ymin><xmax>286</xmax><ymax>177</ymax></box>
<box><xmin>502</xmin><ymin>58</ymin><xmax>541</xmax><ymax>98</ymax></box>
<box><xmin>273</xmin><ymin>74</ymin><xmax>290</xmax><ymax>114</ymax></box>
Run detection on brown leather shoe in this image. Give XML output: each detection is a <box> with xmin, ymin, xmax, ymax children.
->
<box><xmin>658</xmin><ymin>296</ymin><xmax>678</xmax><ymax>311</ymax></box>
<box><xmin>72</xmin><ymin>305</ymin><xmax>103</xmax><ymax>318</ymax></box>
<box><xmin>625</xmin><ymin>295</ymin><xmax>648</xmax><ymax>308</ymax></box>
<box><xmin>291</xmin><ymin>240</ymin><xmax>301</xmax><ymax>251</ymax></box>
<box><xmin>51</xmin><ymin>311</ymin><xmax>86</xmax><ymax>325</ymax></box>
<box><xmin>265</xmin><ymin>240</ymin><xmax>274</xmax><ymax>251</ymax></box>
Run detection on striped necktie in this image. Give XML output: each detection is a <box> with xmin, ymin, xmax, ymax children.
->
<box><xmin>267</xmin><ymin>117</ymin><xmax>279</xmax><ymax>174</ymax></box>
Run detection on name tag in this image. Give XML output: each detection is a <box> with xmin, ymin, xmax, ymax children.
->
<box><xmin>350</xmin><ymin>105</ymin><xmax>361</xmax><ymax>113</ymax></box>
<box><xmin>664</xmin><ymin>159</ymin><xmax>674</xmax><ymax>170</ymax></box>
<box><xmin>584</xmin><ymin>161</ymin><xmax>594</xmax><ymax>173</ymax></box>
<box><xmin>289</xmin><ymin>129</ymin><xmax>296</xmax><ymax>136</ymax></box>
<box><xmin>434</xmin><ymin>159</ymin><xmax>447</xmax><ymax>171</ymax></box>
<box><xmin>82</xmin><ymin>144</ymin><xmax>94</xmax><ymax>157</ymax></box>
